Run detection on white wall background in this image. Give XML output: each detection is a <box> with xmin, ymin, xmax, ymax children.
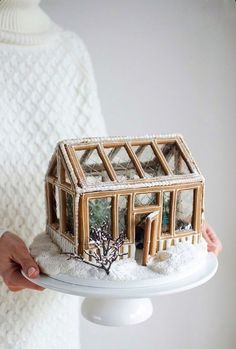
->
<box><xmin>41</xmin><ymin>1</ymin><xmax>236</xmax><ymax>348</ymax></box>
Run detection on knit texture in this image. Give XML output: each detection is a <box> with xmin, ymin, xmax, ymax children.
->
<box><xmin>0</xmin><ymin>30</ymin><xmax>107</xmax><ymax>349</ymax></box>
<box><xmin>0</xmin><ymin>0</ymin><xmax>59</xmax><ymax>45</ymax></box>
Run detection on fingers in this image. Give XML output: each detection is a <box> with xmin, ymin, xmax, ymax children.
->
<box><xmin>11</xmin><ymin>243</ymin><xmax>40</xmax><ymax>278</ymax></box>
<box><xmin>0</xmin><ymin>232</ymin><xmax>44</xmax><ymax>292</ymax></box>
<box><xmin>202</xmin><ymin>229</ymin><xmax>211</xmax><ymax>244</ymax></box>
<box><xmin>3</xmin><ymin>267</ymin><xmax>44</xmax><ymax>292</ymax></box>
<box><xmin>202</xmin><ymin>222</ymin><xmax>223</xmax><ymax>256</ymax></box>
<box><xmin>204</xmin><ymin>224</ymin><xmax>216</xmax><ymax>240</ymax></box>
<box><xmin>202</xmin><ymin>223</ymin><xmax>218</xmax><ymax>244</ymax></box>
<box><xmin>203</xmin><ymin>231</ymin><xmax>211</xmax><ymax>242</ymax></box>
<box><xmin>206</xmin><ymin>227</ymin><xmax>222</xmax><ymax>252</ymax></box>
<box><xmin>207</xmin><ymin>243</ymin><xmax>222</xmax><ymax>256</ymax></box>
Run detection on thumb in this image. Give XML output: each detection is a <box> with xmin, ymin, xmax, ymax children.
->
<box><xmin>12</xmin><ymin>246</ymin><xmax>40</xmax><ymax>278</ymax></box>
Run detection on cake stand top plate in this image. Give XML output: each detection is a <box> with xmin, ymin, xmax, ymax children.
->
<box><xmin>22</xmin><ymin>253</ymin><xmax>218</xmax><ymax>298</ymax></box>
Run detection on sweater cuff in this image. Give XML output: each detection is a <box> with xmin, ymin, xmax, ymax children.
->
<box><xmin>0</xmin><ymin>227</ymin><xmax>7</xmax><ymax>238</ymax></box>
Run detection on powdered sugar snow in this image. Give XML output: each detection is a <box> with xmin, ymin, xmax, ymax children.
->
<box><xmin>30</xmin><ymin>232</ymin><xmax>208</xmax><ymax>281</ymax></box>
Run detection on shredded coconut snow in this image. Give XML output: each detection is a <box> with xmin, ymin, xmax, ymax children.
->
<box><xmin>30</xmin><ymin>233</ymin><xmax>208</xmax><ymax>281</ymax></box>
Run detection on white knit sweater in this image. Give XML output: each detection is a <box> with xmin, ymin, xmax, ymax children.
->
<box><xmin>0</xmin><ymin>30</ymin><xmax>107</xmax><ymax>349</ymax></box>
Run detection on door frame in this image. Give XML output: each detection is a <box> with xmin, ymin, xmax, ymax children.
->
<box><xmin>142</xmin><ymin>210</ymin><xmax>160</xmax><ymax>265</ymax></box>
<box><xmin>133</xmin><ymin>209</ymin><xmax>160</xmax><ymax>266</ymax></box>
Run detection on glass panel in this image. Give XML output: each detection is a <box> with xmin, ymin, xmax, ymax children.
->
<box><xmin>65</xmin><ymin>193</ymin><xmax>74</xmax><ymax>235</ymax></box>
<box><xmin>135</xmin><ymin>192</ymin><xmax>157</xmax><ymax>206</ymax></box>
<box><xmin>89</xmin><ymin>197</ymin><xmax>112</xmax><ymax>231</ymax></box>
<box><xmin>50</xmin><ymin>159</ymin><xmax>57</xmax><ymax>178</ymax></box>
<box><xmin>65</xmin><ymin>170</ymin><xmax>71</xmax><ymax>185</ymax></box>
<box><xmin>61</xmin><ymin>162</ymin><xmax>71</xmax><ymax>185</ymax></box>
<box><xmin>76</xmin><ymin>148</ymin><xmax>111</xmax><ymax>185</ymax></box>
<box><xmin>162</xmin><ymin>192</ymin><xmax>172</xmax><ymax>236</ymax></box>
<box><xmin>118</xmin><ymin>195</ymin><xmax>128</xmax><ymax>235</ymax></box>
<box><xmin>158</xmin><ymin>142</ymin><xmax>191</xmax><ymax>175</ymax></box>
<box><xmin>175</xmin><ymin>189</ymin><xmax>194</xmax><ymax>232</ymax></box>
<box><xmin>50</xmin><ymin>184</ymin><xmax>60</xmax><ymax>227</ymax></box>
<box><xmin>104</xmin><ymin>146</ymin><xmax>140</xmax><ymax>181</ymax></box>
<box><xmin>132</xmin><ymin>144</ymin><xmax>166</xmax><ymax>178</ymax></box>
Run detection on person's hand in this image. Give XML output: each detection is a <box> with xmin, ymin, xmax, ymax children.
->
<box><xmin>202</xmin><ymin>222</ymin><xmax>222</xmax><ymax>256</ymax></box>
<box><xmin>0</xmin><ymin>231</ymin><xmax>44</xmax><ymax>292</ymax></box>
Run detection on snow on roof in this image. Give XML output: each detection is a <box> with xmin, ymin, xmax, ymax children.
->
<box><xmin>55</xmin><ymin>134</ymin><xmax>204</xmax><ymax>193</ymax></box>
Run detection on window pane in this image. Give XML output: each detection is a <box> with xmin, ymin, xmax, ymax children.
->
<box><xmin>65</xmin><ymin>193</ymin><xmax>74</xmax><ymax>235</ymax></box>
<box><xmin>61</xmin><ymin>162</ymin><xmax>71</xmax><ymax>186</ymax></box>
<box><xmin>158</xmin><ymin>142</ymin><xmax>191</xmax><ymax>175</ymax></box>
<box><xmin>65</xmin><ymin>170</ymin><xmax>71</xmax><ymax>185</ymax></box>
<box><xmin>48</xmin><ymin>156</ymin><xmax>58</xmax><ymax>178</ymax></box>
<box><xmin>118</xmin><ymin>195</ymin><xmax>128</xmax><ymax>235</ymax></box>
<box><xmin>175</xmin><ymin>189</ymin><xmax>194</xmax><ymax>232</ymax></box>
<box><xmin>162</xmin><ymin>192</ymin><xmax>171</xmax><ymax>236</ymax></box>
<box><xmin>49</xmin><ymin>184</ymin><xmax>60</xmax><ymax>228</ymax></box>
<box><xmin>132</xmin><ymin>144</ymin><xmax>166</xmax><ymax>178</ymax></box>
<box><xmin>76</xmin><ymin>148</ymin><xmax>111</xmax><ymax>185</ymax></box>
<box><xmin>135</xmin><ymin>192</ymin><xmax>157</xmax><ymax>206</ymax></box>
<box><xmin>54</xmin><ymin>187</ymin><xmax>60</xmax><ymax>222</ymax></box>
<box><xmin>51</xmin><ymin>164</ymin><xmax>57</xmax><ymax>177</ymax></box>
<box><xmin>104</xmin><ymin>146</ymin><xmax>140</xmax><ymax>181</ymax></box>
<box><xmin>89</xmin><ymin>197</ymin><xmax>112</xmax><ymax>230</ymax></box>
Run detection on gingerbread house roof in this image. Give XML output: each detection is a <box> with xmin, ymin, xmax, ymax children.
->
<box><xmin>47</xmin><ymin>134</ymin><xmax>204</xmax><ymax>193</ymax></box>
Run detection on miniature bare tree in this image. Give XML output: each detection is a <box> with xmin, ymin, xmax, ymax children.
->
<box><xmin>64</xmin><ymin>222</ymin><xmax>128</xmax><ymax>275</ymax></box>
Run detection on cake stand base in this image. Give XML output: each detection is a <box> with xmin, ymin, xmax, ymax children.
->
<box><xmin>81</xmin><ymin>297</ymin><xmax>153</xmax><ymax>326</ymax></box>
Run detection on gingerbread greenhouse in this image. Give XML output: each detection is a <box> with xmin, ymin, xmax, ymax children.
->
<box><xmin>45</xmin><ymin>135</ymin><xmax>205</xmax><ymax>266</ymax></box>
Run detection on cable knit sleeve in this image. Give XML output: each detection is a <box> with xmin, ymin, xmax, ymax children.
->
<box><xmin>62</xmin><ymin>31</ymin><xmax>107</xmax><ymax>135</ymax></box>
<box><xmin>0</xmin><ymin>29</ymin><xmax>108</xmax><ymax>349</ymax></box>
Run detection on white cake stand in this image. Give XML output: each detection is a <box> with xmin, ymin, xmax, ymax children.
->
<box><xmin>22</xmin><ymin>253</ymin><xmax>218</xmax><ymax>326</ymax></box>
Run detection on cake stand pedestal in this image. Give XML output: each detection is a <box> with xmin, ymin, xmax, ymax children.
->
<box><xmin>22</xmin><ymin>253</ymin><xmax>218</xmax><ymax>326</ymax></box>
<box><xmin>81</xmin><ymin>297</ymin><xmax>153</xmax><ymax>326</ymax></box>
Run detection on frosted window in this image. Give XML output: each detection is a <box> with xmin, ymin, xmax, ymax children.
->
<box><xmin>104</xmin><ymin>146</ymin><xmax>140</xmax><ymax>181</ymax></box>
<box><xmin>135</xmin><ymin>192</ymin><xmax>157</xmax><ymax>206</ymax></box>
<box><xmin>76</xmin><ymin>148</ymin><xmax>110</xmax><ymax>185</ymax></box>
<box><xmin>49</xmin><ymin>184</ymin><xmax>60</xmax><ymax>228</ymax></box>
<box><xmin>118</xmin><ymin>195</ymin><xmax>128</xmax><ymax>235</ymax></box>
<box><xmin>158</xmin><ymin>142</ymin><xmax>191</xmax><ymax>175</ymax></box>
<box><xmin>89</xmin><ymin>197</ymin><xmax>112</xmax><ymax>230</ymax></box>
<box><xmin>132</xmin><ymin>144</ymin><xmax>166</xmax><ymax>178</ymax></box>
<box><xmin>175</xmin><ymin>189</ymin><xmax>194</xmax><ymax>232</ymax></box>
<box><xmin>65</xmin><ymin>193</ymin><xmax>74</xmax><ymax>235</ymax></box>
<box><xmin>162</xmin><ymin>192</ymin><xmax>172</xmax><ymax>236</ymax></box>
<box><xmin>52</xmin><ymin>164</ymin><xmax>57</xmax><ymax>178</ymax></box>
<box><xmin>49</xmin><ymin>157</ymin><xmax>57</xmax><ymax>178</ymax></box>
<box><xmin>61</xmin><ymin>162</ymin><xmax>71</xmax><ymax>185</ymax></box>
<box><xmin>64</xmin><ymin>169</ymin><xmax>71</xmax><ymax>185</ymax></box>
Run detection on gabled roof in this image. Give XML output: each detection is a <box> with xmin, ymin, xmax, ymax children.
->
<box><xmin>51</xmin><ymin>134</ymin><xmax>204</xmax><ymax>193</ymax></box>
